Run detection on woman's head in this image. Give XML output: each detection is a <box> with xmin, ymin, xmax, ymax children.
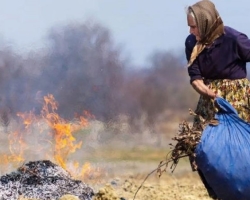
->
<box><xmin>186</xmin><ymin>0</ymin><xmax>224</xmax><ymax>44</ymax></box>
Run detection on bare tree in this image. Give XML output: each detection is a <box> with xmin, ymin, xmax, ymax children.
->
<box><xmin>123</xmin><ymin>51</ymin><xmax>198</xmax><ymax>131</ymax></box>
<box><xmin>40</xmin><ymin>21</ymin><xmax>126</xmax><ymax>121</ymax></box>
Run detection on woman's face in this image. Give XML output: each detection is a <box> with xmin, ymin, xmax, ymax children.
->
<box><xmin>187</xmin><ymin>14</ymin><xmax>200</xmax><ymax>41</ymax></box>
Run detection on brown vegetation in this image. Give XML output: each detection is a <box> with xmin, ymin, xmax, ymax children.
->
<box><xmin>0</xmin><ymin>20</ymin><xmax>199</xmax><ymax>137</ymax></box>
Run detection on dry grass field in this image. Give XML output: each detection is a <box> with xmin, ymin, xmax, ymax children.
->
<box><xmin>85</xmin><ymin>150</ymin><xmax>211</xmax><ymax>200</ymax></box>
<box><xmin>74</xmin><ymin>120</ymin><xmax>212</xmax><ymax>200</ymax></box>
<box><xmin>0</xmin><ymin>119</ymin><xmax>212</xmax><ymax>200</ymax></box>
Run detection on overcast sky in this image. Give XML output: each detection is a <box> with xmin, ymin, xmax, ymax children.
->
<box><xmin>0</xmin><ymin>0</ymin><xmax>249</xmax><ymax>66</ymax></box>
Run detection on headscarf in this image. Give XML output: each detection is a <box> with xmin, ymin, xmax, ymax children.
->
<box><xmin>187</xmin><ymin>0</ymin><xmax>224</xmax><ymax>67</ymax></box>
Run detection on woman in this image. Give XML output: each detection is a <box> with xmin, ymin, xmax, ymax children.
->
<box><xmin>185</xmin><ymin>0</ymin><xmax>250</xmax><ymax>199</ymax></box>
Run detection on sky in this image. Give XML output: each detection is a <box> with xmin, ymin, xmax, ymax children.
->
<box><xmin>0</xmin><ymin>0</ymin><xmax>249</xmax><ymax>66</ymax></box>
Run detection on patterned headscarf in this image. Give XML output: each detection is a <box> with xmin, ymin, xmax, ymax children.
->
<box><xmin>187</xmin><ymin>0</ymin><xmax>224</xmax><ymax>67</ymax></box>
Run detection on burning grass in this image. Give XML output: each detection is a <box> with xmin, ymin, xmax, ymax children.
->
<box><xmin>0</xmin><ymin>94</ymin><xmax>97</xmax><ymax>181</ymax></box>
<box><xmin>0</xmin><ymin>94</ymin><xmax>215</xmax><ymax>199</ymax></box>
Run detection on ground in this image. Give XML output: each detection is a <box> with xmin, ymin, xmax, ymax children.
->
<box><xmin>81</xmin><ymin>150</ymin><xmax>210</xmax><ymax>200</ymax></box>
<box><xmin>78</xmin><ymin>120</ymin><xmax>212</xmax><ymax>200</ymax></box>
<box><xmin>89</xmin><ymin>160</ymin><xmax>211</xmax><ymax>200</ymax></box>
<box><xmin>2</xmin><ymin>120</ymin><xmax>212</xmax><ymax>200</ymax></box>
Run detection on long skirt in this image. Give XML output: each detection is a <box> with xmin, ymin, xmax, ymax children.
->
<box><xmin>193</xmin><ymin>78</ymin><xmax>250</xmax><ymax>128</ymax></box>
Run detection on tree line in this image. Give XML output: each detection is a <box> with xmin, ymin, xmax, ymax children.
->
<box><xmin>0</xmin><ymin>20</ymin><xmax>199</xmax><ymax>129</ymax></box>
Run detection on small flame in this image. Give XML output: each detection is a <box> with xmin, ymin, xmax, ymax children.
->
<box><xmin>17</xmin><ymin>111</ymin><xmax>37</xmax><ymax>129</ymax></box>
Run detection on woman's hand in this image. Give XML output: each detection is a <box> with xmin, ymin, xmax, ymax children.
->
<box><xmin>191</xmin><ymin>79</ymin><xmax>216</xmax><ymax>99</ymax></box>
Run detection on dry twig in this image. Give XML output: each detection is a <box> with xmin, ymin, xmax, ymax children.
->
<box><xmin>133</xmin><ymin>109</ymin><xmax>218</xmax><ymax>200</ymax></box>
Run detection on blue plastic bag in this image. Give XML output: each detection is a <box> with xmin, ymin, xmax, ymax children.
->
<box><xmin>195</xmin><ymin>97</ymin><xmax>250</xmax><ymax>200</ymax></box>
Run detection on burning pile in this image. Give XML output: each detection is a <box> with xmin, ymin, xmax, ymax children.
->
<box><xmin>0</xmin><ymin>160</ymin><xmax>94</xmax><ymax>200</ymax></box>
<box><xmin>0</xmin><ymin>94</ymin><xmax>96</xmax><ymax>180</ymax></box>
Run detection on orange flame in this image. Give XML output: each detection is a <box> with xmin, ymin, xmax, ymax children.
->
<box><xmin>2</xmin><ymin>94</ymin><xmax>96</xmax><ymax>179</ymax></box>
<box><xmin>40</xmin><ymin>94</ymin><xmax>84</xmax><ymax>169</ymax></box>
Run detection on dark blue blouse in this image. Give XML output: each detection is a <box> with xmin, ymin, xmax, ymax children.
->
<box><xmin>185</xmin><ymin>26</ymin><xmax>250</xmax><ymax>83</ymax></box>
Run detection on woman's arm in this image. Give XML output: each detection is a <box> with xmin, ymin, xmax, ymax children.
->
<box><xmin>185</xmin><ymin>35</ymin><xmax>216</xmax><ymax>99</ymax></box>
<box><xmin>191</xmin><ymin>79</ymin><xmax>216</xmax><ymax>99</ymax></box>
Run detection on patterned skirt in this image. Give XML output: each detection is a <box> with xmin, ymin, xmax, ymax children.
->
<box><xmin>190</xmin><ymin>78</ymin><xmax>250</xmax><ymax>171</ymax></box>
<box><xmin>193</xmin><ymin>78</ymin><xmax>250</xmax><ymax>128</ymax></box>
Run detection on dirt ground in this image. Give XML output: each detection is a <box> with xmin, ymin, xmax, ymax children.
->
<box><xmin>17</xmin><ymin>161</ymin><xmax>211</xmax><ymax>200</ymax></box>
<box><xmin>76</xmin><ymin>121</ymin><xmax>212</xmax><ymax>200</ymax></box>
<box><xmin>89</xmin><ymin>161</ymin><xmax>211</xmax><ymax>200</ymax></box>
<box><xmin>17</xmin><ymin>154</ymin><xmax>212</xmax><ymax>200</ymax></box>
<box><xmin>4</xmin><ymin>119</ymin><xmax>212</xmax><ymax>200</ymax></box>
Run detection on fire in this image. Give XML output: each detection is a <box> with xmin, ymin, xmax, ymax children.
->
<box><xmin>40</xmin><ymin>94</ymin><xmax>84</xmax><ymax>169</ymax></box>
<box><xmin>8</xmin><ymin>131</ymin><xmax>26</xmax><ymax>163</ymax></box>
<box><xmin>1</xmin><ymin>94</ymin><xmax>95</xmax><ymax>179</ymax></box>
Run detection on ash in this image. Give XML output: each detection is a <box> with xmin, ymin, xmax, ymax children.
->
<box><xmin>0</xmin><ymin>160</ymin><xmax>94</xmax><ymax>200</ymax></box>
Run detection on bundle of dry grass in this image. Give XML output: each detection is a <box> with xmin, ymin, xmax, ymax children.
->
<box><xmin>158</xmin><ymin>109</ymin><xmax>218</xmax><ymax>175</ymax></box>
<box><xmin>133</xmin><ymin>110</ymin><xmax>219</xmax><ymax>199</ymax></box>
